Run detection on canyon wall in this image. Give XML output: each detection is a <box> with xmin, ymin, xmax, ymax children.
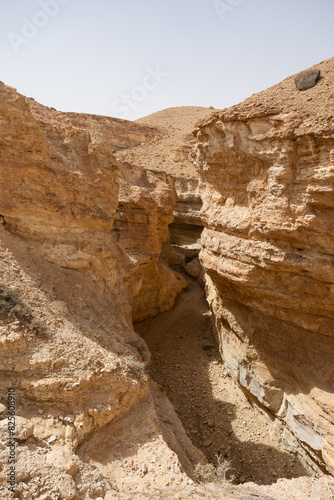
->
<box><xmin>0</xmin><ymin>84</ymin><xmax>185</xmax><ymax>322</ymax></box>
<box><xmin>194</xmin><ymin>58</ymin><xmax>334</xmax><ymax>474</ymax></box>
<box><xmin>0</xmin><ymin>83</ymin><xmax>197</xmax><ymax>499</ymax></box>
<box><xmin>116</xmin><ymin>107</ymin><xmax>211</xmax><ymax>249</ymax></box>
<box><xmin>114</xmin><ymin>163</ymin><xmax>186</xmax><ymax>321</ymax></box>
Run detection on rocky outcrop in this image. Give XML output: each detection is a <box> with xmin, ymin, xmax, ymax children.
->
<box><xmin>0</xmin><ymin>83</ymin><xmax>196</xmax><ymax>499</ymax></box>
<box><xmin>114</xmin><ymin>163</ymin><xmax>186</xmax><ymax>321</ymax></box>
<box><xmin>116</xmin><ymin>107</ymin><xmax>212</xmax><ymax>249</ymax></box>
<box><xmin>194</xmin><ymin>58</ymin><xmax>334</xmax><ymax>473</ymax></box>
<box><xmin>169</xmin><ymin>176</ymin><xmax>203</xmax><ymax>246</ymax></box>
<box><xmin>0</xmin><ymin>84</ymin><xmax>185</xmax><ymax>322</ymax></box>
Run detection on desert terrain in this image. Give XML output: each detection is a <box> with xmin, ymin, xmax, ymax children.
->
<box><xmin>0</xmin><ymin>58</ymin><xmax>333</xmax><ymax>499</ymax></box>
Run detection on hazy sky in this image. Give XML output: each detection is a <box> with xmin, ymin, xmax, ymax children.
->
<box><xmin>1</xmin><ymin>0</ymin><xmax>333</xmax><ymax>120</ymax></box>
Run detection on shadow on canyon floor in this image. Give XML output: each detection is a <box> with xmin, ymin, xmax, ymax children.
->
<box><xmin>135</xmin><ymin>270</ymin><xmax>312</xmax><ymax>486</ymax></box>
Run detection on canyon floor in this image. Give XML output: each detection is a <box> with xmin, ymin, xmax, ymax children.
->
<box><xmin>135</xmin><ymin>269</ymin><xmax>314</xmax><ymax>486</ymax></box>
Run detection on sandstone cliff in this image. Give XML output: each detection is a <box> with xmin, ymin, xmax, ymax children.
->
<box><xmin>0</xmin><ymin>59</ymin><xmax>334</xmax><ymax>500</ymax></box>
<box><xmin>194</xmin><ymin>57</ymin><xmax>334</xmax><ymax>475</ymax></box>
<box><xmin>116</xmin><ymin>107</ymin><xmax>213</xmax><ymax>248</ymax></box>
<box><xmin>0</xmin><ymin>83</ymin><xmax>200</xmax><ymax>499</ymax></box>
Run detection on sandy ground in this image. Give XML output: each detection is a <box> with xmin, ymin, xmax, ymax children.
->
<box><xmin>135</xmin><ymin>270</ymin><xmax>315</xmax><ymax>486</ymax></box>
<box><xmin>116</xmin><ymin>106</ymin><xmax>214</xmax><ymax>179</ymax></box>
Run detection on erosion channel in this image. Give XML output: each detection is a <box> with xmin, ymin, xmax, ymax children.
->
<box><xmin>135</xmin><ymin>266</ymin><xmax>314</xmax><ymax>485</ymax></box>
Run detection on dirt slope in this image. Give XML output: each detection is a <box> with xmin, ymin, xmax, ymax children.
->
<box><xmin>116</xmin><ymin>106</ymin><xmax>215</xmax><ymax>178</ymax></box>
<box><xmin>135</xmin><ymin>271</ymin><xmax>314</xmax><ymax>486</ymax></box>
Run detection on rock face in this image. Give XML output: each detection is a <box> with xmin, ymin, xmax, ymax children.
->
<box><xmin>0</xmin><ymin>84</ymin><xmax>185</xmax><ymax>323</ymax></box>
<box><xmin>116</xmin><ymin>107</ymin><xmax>213</xmax><ymax>248</ymax></box>
<box><xmin>194</xmin><ymin>58</ymin><xmax>334</xmax><ymax>473</ymax></box>
<box><xmin>0</xmin><ymin>83</ymin><xmax>197</xmax><ymax>499</ymax></box>
<box><xmin>294</xmin><ymin>69</ymin><xmax>320</xmax><ymax>91</ymax></box>
<box><xmin>114</xmin><ymin>164</ymin><xmax>187</xmax><ymax>321</ymax></box>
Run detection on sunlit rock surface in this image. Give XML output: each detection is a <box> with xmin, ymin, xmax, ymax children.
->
<box><xmin>194</xmin><ymin>58</ymin><xmax>334</xmax><ymax>474</ymax></box>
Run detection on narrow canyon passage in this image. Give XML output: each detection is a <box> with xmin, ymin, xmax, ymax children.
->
<box><xmin>135</xmin><ymin>270</ymin><xmax>311</xmax><ymax>486</ymax></box>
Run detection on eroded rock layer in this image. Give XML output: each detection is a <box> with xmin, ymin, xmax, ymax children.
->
<box><xmin>0</xmin><ymin>83</ymin><xmax>197</xmax><ymax>499</ymax></box>
<box><xmin>116</xmin><ymin>107</ymin><xmax>213</xmax><ymax>248</ymax></box>
<box><xmin>194</xmin><ymin>58</ymin><xmax>334</xmax><ymax>474</ymax></box>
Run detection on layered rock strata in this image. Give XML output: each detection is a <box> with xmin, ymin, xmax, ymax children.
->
<box><xmin>0</xmin><ymin>83</ymin><xmax>196</xmax><ymax>499</ymax></box>
<box><xmin>194</xmin><ymin>58</ymin><xmax>334</xmax><ymax>474</ymax></box>
<box><xmin>116</xmin><ymin>107</ymin><xmax>213</xmax><ymax>248</ymax></box>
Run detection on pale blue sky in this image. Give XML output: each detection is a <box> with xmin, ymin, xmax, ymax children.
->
<box><xmin>1</xmin><ymin>0</ymin><xmax>333</xmax><ymax>120</ymax></box>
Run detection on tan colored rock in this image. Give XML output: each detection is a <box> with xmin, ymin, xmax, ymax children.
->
<box><xmin>0</xmin><ymin>417</ymin><xmax>34</xmax><ymax>440</ymax></box>
<box><xmin>184</xmin><ymin>257</ymin><xmax>203</xmax><ymax>282</ymax></box>
<box><xmin>104</xmin><ymin>491</ymin><xmax>130</xmax><ymax>500</ymax></box>
<box><xmin>54</xmin><ymin>474</ymin><xmax>76</xmax><ymax>499</ymax></box>
<box><xmin>194</xmin><ymin>57</ymin><xmax>334</xmax><ymax>472</ymax></box>
<box><xmin>0</xmin><ymin>83</ymin><xmax>194</xmax><ymax>498</ymax></box>
<box><xmin>15</xmin><ymin>417</ymin><xmax>34</xmax><ymax>440</ymax></box>
<box><xmin>114</xmin><ymin>162</ymin><xmax>186</xmax><ymax>320</ymax></box>
<box><xmin>323</xmin><ymin>436</ymin><xmax>334</xmax><ymax>475</ymax></box>
<box><xmin>116</xmin><ymin>107</ymin><xmax>213</xmax><ymax>247</ymax></box>
<box><xmin>46</xmin><ymin>449</ymin><xmax>78</xmax><ymax>476</ymax></box>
